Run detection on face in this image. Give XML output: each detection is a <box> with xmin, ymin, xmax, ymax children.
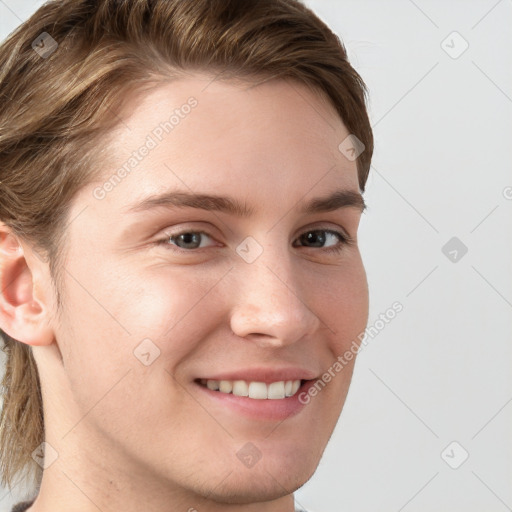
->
<box><xmin>32</xmin><ymin>76</ymin><xmax>369</xmax><ymax>506</ymax></box>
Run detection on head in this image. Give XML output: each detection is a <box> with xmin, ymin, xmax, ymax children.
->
<box><xmin>0</xmin><ymin>0</ymin><xmax>373</xmax><ymax>507</ymax></box>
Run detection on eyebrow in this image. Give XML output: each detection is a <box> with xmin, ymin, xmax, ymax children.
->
<box><xmin>125</xmin><ymin>188</ymin><xmax>366</xmax><ymax>216</ymax></box>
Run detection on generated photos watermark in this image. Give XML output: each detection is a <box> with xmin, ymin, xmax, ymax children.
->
<box><xmin>93</xmin><ymin>96</ymin><xmax>198</xmax><ymax>200</ymax></box>
<box><xmin>298</xmin><ymin>301</ymin><xmax>403</xmax><ymax>404</ymax></box>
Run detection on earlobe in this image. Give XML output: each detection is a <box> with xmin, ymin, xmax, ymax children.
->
<box><xmin>0</xmin><ymin>226</ymin><xmax>55</xmax><ymax>347</ymax></box>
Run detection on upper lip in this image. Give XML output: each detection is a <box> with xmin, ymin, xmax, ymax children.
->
<box><xmin>196</xmin><ymin>366</ymin><xmax>318</xmax><ymax>384</ymax></box>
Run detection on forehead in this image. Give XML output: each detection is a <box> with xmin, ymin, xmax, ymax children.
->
<box><xmin>83</xmin><ymin>75</ymin><xmax>360</xmax><ymax>218</ymax></box>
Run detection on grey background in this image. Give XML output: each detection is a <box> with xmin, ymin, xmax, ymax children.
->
<box><xmin>1</xmin><ymin>1</ymin><xmax>511</xmax><ymax>511</ymax></box>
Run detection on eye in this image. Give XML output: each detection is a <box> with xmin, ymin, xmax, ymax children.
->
<box><xmin>157</xmin><ymin>230</ymin><xmax>217</xmax><ymax>251</ymax></box>
<box><xmin>155</xmin><ymin>227</ymin><xmax>353</xmax><ymax>254</ymax></box>
<box><xmin>294</xmin><ymin>229</ymin><xmax>353</xmax><ymax>254</ymax></box>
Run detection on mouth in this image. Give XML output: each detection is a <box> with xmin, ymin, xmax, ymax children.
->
<box><xmin>193</xmin><ymin>377</ymin><xmax>316</xmax><ymax>421</ymax></box>
<box><xmin>191</xmin><ymin>367</ymin><xmax>319</xmax><ymax>421</ymax></box>
<box><xmin>195</xmin><ymin>378</ymin><xmax>307</xmax><ymax>399</ymax></box>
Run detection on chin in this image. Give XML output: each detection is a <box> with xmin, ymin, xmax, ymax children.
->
<box><xmin>212</xmin><ymin>444</ymin><xmax>320</xmax><ymax>503</ymax></box>
<box><xmin>202</xmin><ymin>463</ymin><xmax>315</xmax><ymax>505</ymax></box>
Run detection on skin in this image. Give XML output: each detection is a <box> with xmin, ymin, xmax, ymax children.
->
<box><xmin>0</xmin><ymin>75</ymin><xmax>369</xmax><ymax>512</ymax></box>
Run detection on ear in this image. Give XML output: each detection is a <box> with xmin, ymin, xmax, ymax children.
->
<box><xmin>0</xmin><ymin>223</ymin><xmax>55</xmax><ymax>346</ymax></box>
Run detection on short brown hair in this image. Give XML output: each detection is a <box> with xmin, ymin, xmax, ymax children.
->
<box><xmin>0</xmin><ymin>0</ymin><xmax>373</xmax><ymax>493</ymax></box>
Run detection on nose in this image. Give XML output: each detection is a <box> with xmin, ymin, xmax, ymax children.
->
<box><xmin>229</xmin><ymin>250</ymin><xmax>321</xmax><ymax>348</ymax></box>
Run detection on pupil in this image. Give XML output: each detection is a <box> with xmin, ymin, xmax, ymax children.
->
<box><xmin>179</xmin><ymin>233</ymin><xmax>199</xmax><ymax>248</ymax></box>
<box><xmin>304</xmin><ymin>231</ymin><xmax>324</xmax><ymax>247</ymax></box>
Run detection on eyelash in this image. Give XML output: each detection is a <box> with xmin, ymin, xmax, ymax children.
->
<box><xmin>155</xmin><ymin>228</ymin><xmax>354</xmax><ymax>255</ymax></box>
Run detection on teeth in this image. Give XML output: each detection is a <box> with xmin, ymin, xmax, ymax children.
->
<box><xmin>291</xmin><ymin>379</ymin><xmax>300</xmax><ymax>395</ymax></box>
<box><xmin>268</xmin><ymin>381</ymin><xmax>285</xmax><ymax>399</ymax></box>
<box><xmin>248</xmin><ymin>382</ymin><xmax>268</xmax><ymax>399</ymax></box>
<box><xmin>219</xmin><ymin>380</ymin><xmax>233</xmax><ymax>393</ymax></box>
<box><xmin>203</xmin><ymin>379</ymin><xmax>302</xmax><ymax>399</ymax></box>
<box><xmin>206</xmin><ymin>380</ymin><xmax>220</xmax><ymax>391</ymax></box>
<box><xmin>232</xmin><ymin>380</ymin><xmax>249</xmax><ymax>397</ymax></box>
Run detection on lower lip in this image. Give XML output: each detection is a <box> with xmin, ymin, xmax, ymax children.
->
<box><xmin>194</xmin><ymin>380</ymin><xmax>317</xmax><ymax>421</ymax></box>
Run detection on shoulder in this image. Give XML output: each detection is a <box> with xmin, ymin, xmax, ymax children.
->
<box><xmin>10</xmin><ymin>500</ymin><xmax>35</xmax><ymax>512</ymax></box>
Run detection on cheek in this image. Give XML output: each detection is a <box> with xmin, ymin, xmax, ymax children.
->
<box><xmin>54</xmin><ymin>262</ymin><xmax>218</xmax><ymax>443</ymax></box>
<box><xmin>342</xmin><ymin>264</ymin><xmax>369</xmax><ymax>343</ymax></box>
<box><xmin>316</xmin><ymin>258</ymin><xmax>369</xmax><ymax>350</ymax></box>
<box><xmin>56</xmin><ymin>262</ymin><xmax>194</xmax><ymax>387</ymax></box>
<box><xmin>90</xmin><ymin>263</ymin><xmax>234</xmax><ymax>405</ymax></box>
<box><xmin>329</xmin><ymin>262</ymin><xmax>368</xmax><ymax>398</ymax></box>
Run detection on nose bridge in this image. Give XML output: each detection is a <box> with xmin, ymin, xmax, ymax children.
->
<box><xmin>229</xmin><ymin>242</ymin><xmax>320</xmax><ymax>345</ymax></box>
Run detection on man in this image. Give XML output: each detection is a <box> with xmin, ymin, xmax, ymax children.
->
<box><xmin>0</xmin><ymin>1</ymin><xmax>373</xmax><ymax>511</ymax></box>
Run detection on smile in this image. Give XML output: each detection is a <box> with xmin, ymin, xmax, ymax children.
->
<box><xmin>197</xmin><ymin>378</ymin><xmax>303</xmax><ymax>399</ymax></box>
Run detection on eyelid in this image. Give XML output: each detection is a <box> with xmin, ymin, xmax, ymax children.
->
<box><xmin>156</xmin><ymin>222</ymin><xmax>354</xmax><ymax>253</ymax></box>
<box><xmin>294</xmin><ymin>227</ymin><xmax>355</xmax><ymax>252</ymax></box>
<box><xmin>160</xmin><ymin>228</ymin><xmax>220</xmax><ymax>249</ymax></box>
<box><xmin>298</xmin><ymin>223</ymin><xmax>355</xmax><ymax>245</ymax></box>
